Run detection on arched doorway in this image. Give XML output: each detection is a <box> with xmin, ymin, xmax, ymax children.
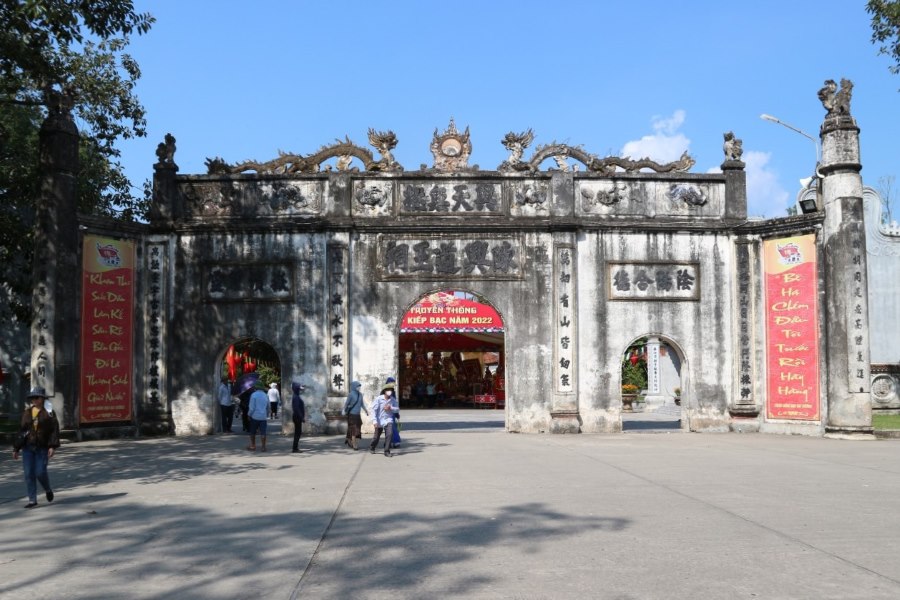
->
<box><xmin>218</xmin><ymin>337</ymin><xmax>282</xmax><ymax>433</ymax></box>
<box><xmin>398</xmin><ymin>290</ymin><xmax>505</xmax><ymax>411</ymax></box>
<box><xmin>620</xmin><ymin>335</ymin><xmax>686</xmax><ymax>432</ymax></box>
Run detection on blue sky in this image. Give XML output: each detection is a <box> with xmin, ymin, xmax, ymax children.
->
<box><xmin>115</xmin><ymin>0</ymin><xmax>899</xmax><ymax>218</ymax></box>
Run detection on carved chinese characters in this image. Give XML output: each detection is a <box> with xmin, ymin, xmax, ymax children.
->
<box><xmin>379</xmin><ymin>236</ymin><xmax>522</xmax><ymax>281</ymax></box>
<box><xmin>204</xmin><ymin>264</ymin><xmax>293</xmax><ymax>302</ymax></box>
<box><xmin>80</xmin><ymin>237</ymin><xmax>135</xmax><ymax>423</ymax></box>
<box><xmin>398</xmin><ymin>182</ymin><xmax>502</xmax><ymax>215</ymax></box>
<box><xmin>555</xmin><ymin>246</ymin><xmax>575</xmax><ymax>394</ymax></box>
<box><xmin>847</xmin><ymin>227</ymin><xmax>870</xmax><ymax>393</ymax></box>
<box><xmin>733</xmin><ymin>242</ymin><xmax>756</xmax><ymax>411</ymax></box>
<box><xmin>146</xmin><ymin>243</ymin><xmax>167</xmax><ymax>406</ymax></box>
<box><xmin>328</xmin><ymin>245</ymin><xmax>348</xmax><ymax>394</ymax></box>
<box><xmin>607</xmin><ymin>262</ymin><xmax>699</xmax><ymax>301</ymax></box>
<box><xmin>763</xmin><ymin>235</ymin><xmax>820</xmax><ymax>421</ymax></box>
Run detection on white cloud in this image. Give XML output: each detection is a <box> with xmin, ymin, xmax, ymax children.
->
<box><xmin>623</xmin><ymin>111</ymin><xmax>792</xmax><ymax>218</ymax></box>
<box><xmin>744</xmin><ymin>150</ymin><xmax>791</xmax><ymax>217</ymax></box>
<box><xmin>621</xmin><ymin>110</ymin><xmax>690</xmax><ymax>163</ymax></box>
<box><xmin>652</xmin><ymin>110</ymin><xmax>686</xmax><ymax>135</ymax></box>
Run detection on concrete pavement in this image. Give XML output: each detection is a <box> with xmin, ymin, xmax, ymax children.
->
<box><xmin>3</xmin><ymin>410</ymin><xmax>900</xmax><ymax>599</ymax></box>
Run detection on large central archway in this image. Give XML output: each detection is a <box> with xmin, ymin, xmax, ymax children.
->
<box><xmin>398</xmin><ymin>290</ymin><xmax>505</xmax><ymax>411</ymax></box>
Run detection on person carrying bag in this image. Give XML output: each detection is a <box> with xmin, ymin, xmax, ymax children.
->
<box><xmin>342</xmin><ymin>381</ymin><xmax>368</xmax><ymax>450</ymax></box>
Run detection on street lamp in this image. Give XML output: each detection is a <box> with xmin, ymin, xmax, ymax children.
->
<box><xmin>760</xmin><ymin>114</ymin><xmax>823</xmax><ymax>213</ymax></box>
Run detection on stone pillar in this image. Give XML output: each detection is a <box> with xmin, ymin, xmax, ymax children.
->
<box><xmin>141</xmin><ymin>239</ymin><xmax>172</xmax><ymax>435</ymax></box>
<box><xmin>145</xmin><ymin>136</ymin><xmax>178</xmax><ymax>434</ymax></box>
<box><xmin>550</xmin><ymin>238</ymin><xmax>580</xmax><ymax>433</ymax></box>
<box><xmin>730</xmin><ymin>239</ymin><xmax>761</xmax><ymax>430</ymax></box>
<box><xmin>817</xmin><ymin>79</ymin><xmax>874</xmax><ymax>439</ymax></box>
<box><xmin>721</xmin><ymin>156</ymin><xmax>747</xmax><ymax>221</ymax></box>
<box><xmin>150</xmin><ymin>133</ymin><xmax>179</xmax><ymax>226</ymax></box>
<box><xmin>31</xmin><ymin>95</ymin><xmax>80</xmax><ymax>429</ymax></box>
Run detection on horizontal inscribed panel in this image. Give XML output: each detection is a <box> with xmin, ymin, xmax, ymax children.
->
<box><xmin>378</xmin><ymin>235</ymin><xmax>523</xmax><ymax>281</ymax></box>
<box><xmin>203</xmin><ymin>263</ymin><xmax>294</xmax><ymax>302</ymax></box>
<box><xmin>607</xmin><ymin>262</ymin><xmax>700</xmax><ymax>301</ymax></box>
<box><xmin>398</xmin><ymin>181</ymin><xmax>503</xmax><ymax>215</ymax></box>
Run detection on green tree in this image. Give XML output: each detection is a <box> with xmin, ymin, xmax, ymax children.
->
<box><xmin>867</xmin><ymin>0</ymin><xmax>900</xmax><ymax>77</ymax></box>
<box><xmin>0</xmin><ymin>2</ymin><xmax>154</xmax><ymax>325</ymax></box>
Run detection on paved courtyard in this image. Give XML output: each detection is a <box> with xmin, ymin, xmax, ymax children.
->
<box><xmin>2</xmin><ymin>410</ymin><xmax>900</xmax><ymax>599</ymax></box>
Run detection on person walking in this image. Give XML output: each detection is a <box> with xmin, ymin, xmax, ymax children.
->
<box><xmin>342</xmin><ymin>381</ymin><xmax>368</xmax><ymax>450</ymax></box>
<box><xmin>218</xmin><ymin>376</ymin><xmax>235</xmax><ymax>433</ymax></box>
<box><xmin>368</xmin><ymin>383</ymin><xmax>395</xmax><ymax>457</ymax></box>
<box><xmin>12</xmin><ymin>387</ymin><xmax>60</xmax><ymax>509</ymax></box>
<box><xmin>267</xmin><ymin>383</ymin><xmax>281</xmax><ymax>419</ymax></box>
<box><xmin>291</xmin><ymin>381</ymin><xmax>307</xmax><ymax>453</ymax></box>
<box><xmin>386</xmin><ymin>376</ymin><xmax>402</xmax><ymax>449</ymax></box>
<box><xmin>246</xmin><ymin>381</ymin><xmax>269</xmax><ymax>452</ymax></box>
<box><xmin>239</xmin><ymin>389</ymin><xmax>251</xmax><ymax>433</ymax></box>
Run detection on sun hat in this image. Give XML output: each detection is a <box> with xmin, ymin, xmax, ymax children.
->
<box><xmin>27</xmin><ymin>386</ymin><xmax>49</xmax><ymax>399</ymax></box>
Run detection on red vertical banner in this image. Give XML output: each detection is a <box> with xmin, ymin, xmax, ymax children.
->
<box><xmin>763</xmin><ymin>234</ymin><xmax>820</xmax><ymax>421</ymax></box>
<box><xmin>80</xmin><ymin>236</ymin><xmax>135</xmax><ymax>423</ymax></box>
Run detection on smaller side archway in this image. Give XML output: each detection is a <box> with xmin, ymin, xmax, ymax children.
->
<box><xmin>213</xmin><ymin>337</ymin><xmax>283</xmax><ymax>435</ymax></box>
<box><xmin>619</xmin><ymin>334</ymin><xmax>690</xmax><ymax>431</ymax></box>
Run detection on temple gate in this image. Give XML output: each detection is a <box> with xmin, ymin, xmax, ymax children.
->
<box><xmin>28</xmin><ymin>82</ymin><xmax>874</xmax><ymax>439</ymax></box>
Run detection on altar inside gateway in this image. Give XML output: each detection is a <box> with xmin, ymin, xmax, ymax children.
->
<box><xmin>398</xmin><ymin>291</ymin><xmax>505</xmax><ymax>409</ymax></box>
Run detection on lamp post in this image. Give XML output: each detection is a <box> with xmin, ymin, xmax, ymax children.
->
<box><xmin>760</xmin><ymin>114</ymin><xmax>822</xmax><ymax>213</ymax></box>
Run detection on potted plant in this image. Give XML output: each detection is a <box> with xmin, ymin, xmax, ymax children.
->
<box><xmin>673</xmin><ymin>387</ymin><xmax>682</xmax><ymax>406</ymax></box>
<box><xmin>621</xmin><ymin>383</ymin><xmax>639</xmax><ymax>412</ymax></box>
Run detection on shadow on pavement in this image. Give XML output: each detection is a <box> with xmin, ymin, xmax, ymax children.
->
<box><xmin>297</xmin><ymin>501</ymin><xmax>629</xmax><ymax>597</ymax></box>
<box><xmin>0</xmin><ymin>452</ymin><xmax>629</xmax><ymax>600</ymax></box>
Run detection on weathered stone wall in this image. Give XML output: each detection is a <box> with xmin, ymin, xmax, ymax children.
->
<box><xmin>861</xmin><ymin>186</ymin><xmax>900</xmax><ymax>412</ymax></box>
<box><xmin>167</xmin><ymin>230</ymin><xmax>330</xmax><ymax>435</ymax></box>
<box><xmin>152</xmin><ymin>168</ymin><xmax>750</xmax><ymax>434</ymax></box>
<box><xmin>577</xmin><ymin>231</ymin><xmax>735</xmax><ymax>432</ymax></box>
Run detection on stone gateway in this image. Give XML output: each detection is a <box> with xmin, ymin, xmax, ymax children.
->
<box><xmin>29</xmin><ymin>81</ymin><xmax>873</xmax><ymax>439</ymax></box>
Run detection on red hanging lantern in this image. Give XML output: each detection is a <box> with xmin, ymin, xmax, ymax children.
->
<box><xmin>244</xmin><ymin>360</ymin><xmax>257</xmax><ymax>373</ymax></box>
<box><xmin>629</xmin><ymin>350</ymin><xmax>639</xmax><ymax>365</ymax></box>
<box><xmin>225</xmin><ymin>345</ymin><xmax>239</xmax><ymax>381</ymax></box>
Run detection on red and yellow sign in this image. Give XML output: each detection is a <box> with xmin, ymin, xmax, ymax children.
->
<box><xmin>80</xmin><ymin>236</ymin><xmax>135</xmax><ymax>423</ymax></box>
<box><xmin>401</xmin><ymin>291</ymin><xmax>503</xmax><ymax>332</ymax></box>
<box><xmin>763</xmin><ymin>234</ymin><xmax>819</xmax><ymax>421</ymax></box>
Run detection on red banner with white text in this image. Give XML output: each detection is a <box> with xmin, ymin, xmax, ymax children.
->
<box><xmin>80</xmin><ymin>236</ymin><xmax>135</xmax><ymax>423</ymax></box>
<box><xmin>401</xmin><ymin>291</ymin><xmax>503</xmax><ymax>332</ymax></box>
<box><xmin>763</xmin><ymin>234</ymin><xmax>819</xmax><ymax>421</ymax></box>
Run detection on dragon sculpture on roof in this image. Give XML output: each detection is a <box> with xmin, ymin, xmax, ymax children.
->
<box><xmin>206</xmin><ymin>129</ymin><xmax>402</xmax><ymax>174</ymax></box>
<box><xmin>498</xmin><ymin>130</ymin><xmax>694</xmax><ymax>175</ymax></box>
